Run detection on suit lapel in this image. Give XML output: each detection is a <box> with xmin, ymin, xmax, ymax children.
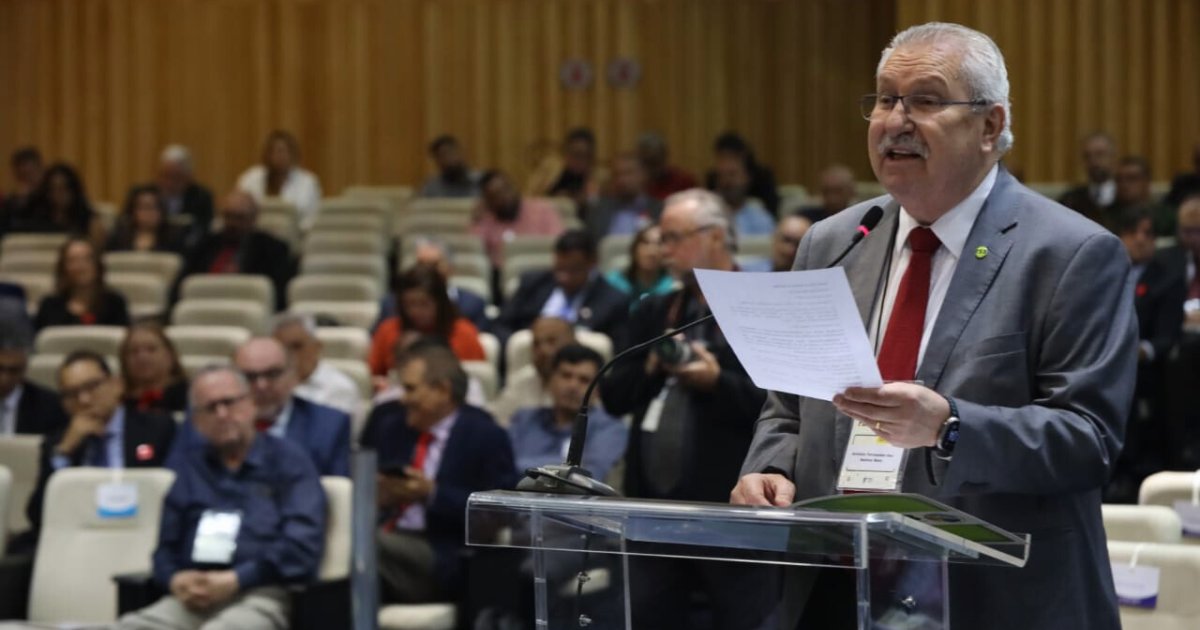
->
<box><xmin>916</xmin><ymin>171</ymin><xmax>1020</xmax><ymax>389</ymax></box>
<box><xmin>846</xmin><ymin>200</ymin><xmax>901</xmax><ymax>331</ymax></box>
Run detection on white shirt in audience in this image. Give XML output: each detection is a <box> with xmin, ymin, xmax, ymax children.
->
<box><xmin>488</xmin><ymin>365</ymin><xmax>551</xmax><ymax>428</ymax></box>
<box><xmin>294</xmin><ymin>360</ymin><xmax>360</xmax><ymax>416</ymax></box>
<box><xmin>0</xmin><ymin>385</ymin><xmax>23</xmax><ymax>435</ymax></box>
<box><xmin>236</xmin><ymin>164</ymin><xmax>323</xmax><ymax>230</ymax></box>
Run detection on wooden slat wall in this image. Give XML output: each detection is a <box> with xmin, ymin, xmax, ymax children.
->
<box><xmin>896</xmin><ymin>0</ymin><xmax>1200</xmax><ymax>184</ymax></box>
<box><xmin>0</xmin><ymin>0</ymin><xmax>893</xmax><ymax>203</ymax></box>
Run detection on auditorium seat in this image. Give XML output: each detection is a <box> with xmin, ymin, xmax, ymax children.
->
<box><xmin>103</xmin><ymin>251</ymin><xmax>183</xmax><ymax>288</ymax></box>
<box><xmin>304</xmin><ymin>232</ymin><xmax>387</xmax><ymax>257</ymax></box>
<box><xmin>172</xmin><ymin>299</ymin><xmax>268</xmax><ymax>335</ymax></box>
<box><xmin>107</xmin><ymin>271</ymin><xmax>167</xmax><ymax>319</ymax></box>
<box><xmin>398</xmin><ymin>251</ymin><xmax>490</xmax><ymax>281</ymax></box>
<box><xmin>179</xmin><ymin>354</ymin><xmax>232</xmax><ymax>377</ymax></box>
<box><xmin>165</xmin><ymin>325</ymin><xmax>251</xmax><ymax>358</ymax></box>
<box><xmin>1108</xmin><ymin>541</ymin><xmax>1200</xmax><ymax>630</ymax></box>
<box><xmin>378</xmin><ymin>603</ymin><xmax>457</xmax><ymax>630</ymax></box>
<box><xmin>462</xmin><ymin>361</ymin><xmax>498</xmax><ymax>401</ymax></box>
<box><xmin>0</xmin><ymin>465</ymin><xmax>10</xmax><ymax>545</ymax></box>
<box><xmin>35</xmin><ymin>325</ymin><xmax>127</xmax><ymax>356</ymax></box>
<box><xmin>1102</xmin><ymin>504</ymin><xmax>1183</xmax><ymax>543</ymax></box>
<box><xmin>504</xmin><ymin>235</ymin><xmax>558</xmax><ymax>260</ymax></box>
<box><xmin>1138</xmin><ymin>472</ymin><xmax>1200</xmax><ymax>545</ymax></box>
<box><xmin>0</xmin><ymin>251</ymin><xmax>57</xmax><ymax>275</ymax></box>
<box><xmin>180</xmin><ymin>274</ymin><xmax>275</xmax><ymax>315</ymax></box>
<box><xmin>395</xmin><ymin>213</ymin><xmax>472</xmax><ymax>237</ymax></box>
<box><xmin>26</xmin><ymin>468</ymin><xmax>175</xmax><ymax>624</ymax></box>
<box><xmin>341</xmin><ymin>184</ymin><xmax>414</xmax><ymax>210</ymax></box>
<box><xmin>478</xmin><ymin>332</ymin><xmax>501</xmax><ymax>373</ymax></box>
<box><xmin>311</xmin><ymin>213</ymin><xmax>386</xmax><ymax>235</ymax></box>
<box><xmin>501</xmin><ymin>253</ymin><xmax>554</xmax><ymax>300</ymax></box>
<box><xmin>290</xmin><ymin>300</ymin><xmax>379</xmax><ymax>330</ymax></box>
<box><xmin>0</xmin><ymin>233</ymin><xmax>69</xmax><ymax>255</ymax></box>
<box><xmin>0</xmin><ymin>436</ymin><xmax>39</xmax><ymax>535</ymax></box>
<box><xmin>313</xmin><ymin>326</ymin><xmax>369</xmax><ymax>361</ymax></box>
<box><xmin>545</xmin><ymin>197</ymin><xmax>577</xmax><ymax>223</ymax></box>
<box><xmin>398</xmin><ymin>233</ymin><xmax>486</xmax><ymax>259</ymax></box>
<box><xmin>739</xmin><ymin>236</ymin><xmax>772</xmax><ymax>260</ymax></box>
<box><xmin>324</xmin><ymin>359</ymin><xmax>371</xmax><ymax>400</ymax></box>
<box><xmin>0</xmin><ymin>271</ymin><xmax>52</xmax><ymax>313</ymax></box>
<box><xmin>504</xmin><ymin>329</ymin><xmax>613</xmax><ymax>375</ymax></box>
<box><xmin>288</xmin><ymin>275</ymin><xmax>380</xmax><ymax>306</ymax></box>
<box><xmin>599</xmin><ymin>234</ymin><xmax>634</xmax><ymax>269</ymax></box>
<box><xmin>301</xmin><ymin>254</ymin><xmax>387</xmax><ymax>292</ymax></box>
<box><xmin>402</xmin><ymin>198</ymin><xmax>475</xmax><ymax>218</ymax></box>
<box><xmin>317</xmin><ymin>476</ymin><xmax>353</xmax><ymax>581</ymax></box>
<box><xmin>448</xmin><ymin>275</ymin><xmax>493</xmax><ymax>306</ymax></box>
<box><xmin>257</xmin><ymin>211</ymin><xmax>301</xmax><ymax>251</ymax></box>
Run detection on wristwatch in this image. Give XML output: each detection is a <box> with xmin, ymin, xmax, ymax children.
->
<box><xmin>934</xmin><ymin>397</ymin><xmax>961</xmax><ymax>460</ymax></box>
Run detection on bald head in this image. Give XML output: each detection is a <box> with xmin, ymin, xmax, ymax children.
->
<box><xmin>234</xmin><ymin>337</ymin><xmax>296</xmax><ymax>421</ymax></box>
<box><xmin>819</xmin><ymin>165</ymin><xmax>856</xmax><ymax>214</ymax></box>
<box><xmin>220</xmin><ymin>190</ymin><xmax>259</xmax><ymax>239</ymax></box>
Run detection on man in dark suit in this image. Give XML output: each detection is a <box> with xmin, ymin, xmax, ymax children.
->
<box><xmin>494</xmin><ymin>229</ymin><xmax>629</xmax><ymax>345</ymax></box>
<box><xmin>148</xmin><ymin>144</ymin><xmax>215</xmax><ymax>250</ymax></box>
<box><xmin>1162</xmin><ymin>195</ymin><xmax>1200</xmax><ymax>467</ymax></box>
<box><xmin>733</xmin><ymin>24</ymin><xmax>1134</xmax><ymax>630</ymax></box>
<box><xmin>360</xmin><ymin>342</ymin><xmax>516</xmax><ymax>604</ymax></box>
<box><xmin>234</xmin><ymin>337</ymin><xmax>351</xmax><ymax>477</ymax></box>
<box><xmin>1058</xmin><ymin>131</ymin><xmax>1118</xmax><ymax>226</ymax></box>
<box><xmin>0</xmin><ymin>313</ymin><xmax>66</xmax><ymax>437</ymax></box>
<box><xmin>170</xmin><ymin>191</ymin><xmax>294</xmax><ymax>311</ymax></box>
<box><xmin>23</xmin><ymin>351</ymin><xmax>175</xmax><ymax>546</ymax></box>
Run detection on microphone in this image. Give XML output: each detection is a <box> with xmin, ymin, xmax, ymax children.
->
<box><xmin>516</xmin><ymin>206</ymin><xmax>886</xmax><ymax>496</ymax></box>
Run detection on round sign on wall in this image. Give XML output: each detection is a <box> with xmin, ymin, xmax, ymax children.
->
<box><xmin>560</xmin><ymin>59</ymin><xmax>594</xmax><ymax>90</ymax></box>
<box><xmin>607</xmin><ymin>57</ymin><xmax>641</xmax><ymax>89</ymax></box>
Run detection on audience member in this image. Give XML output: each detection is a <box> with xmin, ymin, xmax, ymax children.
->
<box><xmin>360</xmin><ymin>343</ymin><xmax>516</xmax><ymax>604</ymax></box>
<box><xmin>600</xmin><ymin>188</ymin><xmax>771</xmax><ymax>629</ymax></box>
<box><xmin>1106</xmin><ymin>206</ymin><xmax>1185</xmax><ymax>502</ymax></box>
<box><xmin>769</xmin><ymin>214</ymin><xmax>812</xmax><ymax>272</ymax></box>
<box><xmin>234</xmin><ymin>337</ymin><xmax>351</xmax><ymax>477</ymax></box>
<box><xmin>23</xmin><ymin>351</ymin><xmax>175</xmax><ymax>548</ymax></box>
<box><xmin>1163</xmin><ymin>196</ymin><xmax>1200</xmax><ymax>466</ymax></box>
<box><xmin>378</xmin><ymin>237</ymin><xmax>489</xmax><ymax>330</ymax></box>
<box><xmin>34</xmin><ymin>237</ymin><xmax>131</xmax><ymax>330</ymax></box>
<box><xmin>236</xmin><ymin>130</ymin><xmax>322</xmax><ymax>230</ymax></box>
<box><xmin>585</xmin><ymin>152</ymin><xmax>663</xmax><ymax>240</ymax></box>
<box><xmin>1165</xmin><ymin>139</ymin><xmax>1200</xmax><ymax>208</ymax></box>
<box><xmin>0</xmin><ymin>312</ymin><xmax>66</xmax><ymax>436</ymax></box>
<box><xmin>470</xmin><ymin>170</ymin><xmax>565</xmax><ymax>268</ymax></box>
<box><xmin>713</xmin><ymin>154</ymin><xmax>775</xmax><ymax>237</ymax></box>
<box><xmin>373</xmin><ymin>335</ymin><xmax>490</xmax><ymax>409</ymax></box>
<box><xmin>800</xmin><ymin>164</ymin><xmax>857</xmax><ymax>223</ymax></box>
<box><xmin>493</xmin><ymin>230</ymin><xmax>629</xmax><ymax>344</ymax></box>
<box><xmin>1059</xmin><ymin>131</ymin><xmax>1118</xmax><ymax>224</ymax></box>
<box><xmin>172</xmin><ymin>191</ymin><xmax>294</xmax><ymax>310</ymax></box>
<box><xmin>704</xmin><ymin>132</ymin><xmax>780</xmax><ymax>215</ymax></box>
<box><xmin>272</xmin><ymin>314</ymin><xmax>360</xmax><ymax>416</ymax></box>
<box><xmin>1113</xmin><ymin>155</ymin><xmax>1175</xmax><ymax>237</ymax></box>
<box><xmin>121</xmin><ymin>322</ymin><xmax>189</xmax><ymax>417</ymax></box>
<box><xmin>418</xmin><ymin>135</ymin><xmax>482</xmax><ymax>198</ymax></box>
<box><xmin>2</xmin><ymin>162</ymin><xmax>102</xmax><ymax>242</ymax></box>
<box><xmin>489</xmin><ymin>317</ymin><xmax>575</xmax><ymax>428</ymax></box>
<box><xmin>150</xmin><ymin>144</ymin><xmax>214</xmax><ymax>249</ymax></box>
<box><xmin>637</xmin><ymin>132</ymin><xmax>698</xmax><ymax>200</ymax></box>
<box><xmin>117</xmin><ymin>366</ymin><xmax>326</xmax><ymax>630</ymax></box>
<box><xmin>106</xmin><ymin>184</ymin><xmax>186</xmax><ymax>253</ymax></box>
<box><xmin>369</xmin><ymin>266</ymin><xmax>486</xmax><ymax>377</ymax></box>
<box><xmin>0</xmin><ymin>146</ymin><xmax>44</xmax><ymax>226</ymax></box>
<box><xmin>603</xmin><ymin>224</ymin><xmax>674</xmax><ymax>301</ymax></box>
<box><xmin>509</xmin><ymin>344</ymin><xmax>628</xmax><ymax>481</ymax></box>
<box><xmin>525</xmin><ymin>127</ymin><xmax>606</xmax><ymax>207</ymax></box>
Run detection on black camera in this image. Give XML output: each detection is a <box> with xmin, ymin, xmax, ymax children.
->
<box><xmin>653</xmin><ymin>337</ymin><xmax>696</xmax><ymax>367</ymax></box>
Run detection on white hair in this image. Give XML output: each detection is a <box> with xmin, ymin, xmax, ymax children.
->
<box><xmin>664</xmin><ymin>188</ymin><xmax>737</xmax><ymax>251</ymax></box>
<box><xmin>271</xmin><ymin>312</ymin><xmax>318</xmax><ymax>337</ymax></box>
<box><xmin>160</xmin><ymin>144</ymin><xmax>194</xmax><ymax>173</ymax></box>
<box><xmin>878</xmin><ymin>22</ymin><xmax>1014</xmax><ymax>154</ymax></box>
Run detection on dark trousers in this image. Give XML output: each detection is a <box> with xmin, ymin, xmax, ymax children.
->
<box><xmin>629</xmin><ymin>556</ymin><xmax>779</xmax><ymax>630</ymax></box>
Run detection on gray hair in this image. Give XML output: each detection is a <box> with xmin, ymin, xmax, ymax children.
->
<box><xmin>188</xmin><ymin>365</ymin><xmax>250</xmax><ymax>409</ymax></box>
<box><xmin>271</xmin><ymin>312</ymin><xmax>318</xmax><ymax>337</ymax></box>
<box><xmin>235</xmin><ymin>336</ymin><xmax>296</xmax><ymax>371</ymax></box>
<box><xmin>411</xmin><ymin>234</ymin><xmax>454</xmax><ymax>260</ymax></box>
<box><xmin>664</xmin><ymin>188</ymin><xmax>737</xmax><ymax>251</ymax></box>
<box><xmin>0</xmin><ymin>304</ymin><xmax>33</xmax><ymax>352</ymax></box>
<box><xmin>160</xmin><ymin>144</ymin><xmax>194</xmax><ymax>173</ymax></box>
<box><xmin>878</xmin><ymin>22</ymin><xmax>1013</xmax><ymax>154</ymax></box>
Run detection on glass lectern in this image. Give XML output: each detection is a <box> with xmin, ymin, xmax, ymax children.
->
<box><xmin>467</xmin><ymin>491</ymin><xmax>1030</xmax><ymax>629</ymax></box>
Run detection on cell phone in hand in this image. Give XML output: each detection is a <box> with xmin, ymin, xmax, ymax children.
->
<box><xmin>380</xmin><ymin>464</ymin><xmax>411</xmax><ymax>478</ymax></box>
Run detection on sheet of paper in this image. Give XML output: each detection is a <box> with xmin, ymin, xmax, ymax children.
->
<box><xmin>694</xmin><ymin>268</ymin><xmax>882</xmax><ymax>400</ymax></box>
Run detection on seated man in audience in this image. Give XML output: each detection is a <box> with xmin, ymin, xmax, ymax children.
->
<box><xmin>0</xmin><ymin>314</ymin><xmax>67</xmax><ymax>437</ymax></box>
<box><xmin>637</xmin><ymin>132</ymin><xmax>698</xmax><ymax>200</ymax></box>
<box><xmin>373</xmin><ymin>336</ymin><xmax>489</xmax><ymax>409</ymax></box>
<box><xmin>147</xmin><ymin>144</ymin><xmax>214</xmax><ymax>250</ymax></box>
<box><xmin>799</xmin><ymin>164</ymin><xmax>857</xmax><ymax>223</ymax></box>
<box><xmin>231</xmin><ymin>337</ymin><xmax>350</xmax><ymax>477</ymax></box>
<box><xmin>117</xmin><ymin>366</ymin><xmax>326</xmax><ymax>630</ymax></box>
<box><xmin>470</xmin><ymin>170</ymin><xmax>565</xmax><ymax>268</ymax></box>
<box><xmin>360</xmin><ymin>343</ymin><xmax>516</xmax><ymax>604</ymax></box>
<box><xmin>171</xmin><ymin>191</ymin><xmax>294</xmax><ymax>311</ymax></box>
<box><xmin>1059</xmin><ymin>131</ymin><xmax>1118</xmax><ymax>225</ymax></box>
<box><xmin>1113</xmin><ymin>155</ymin><xmax>1176</xmax><ymax>237</ymax></box>
<box><xmin>1163</xmin><ymin>196</ymin><xmax>1200</xmax><ymax>466</ymax></box>
<box><xmin>585</xmin><ymin>152</ymin><xmax>663</xmax><ymax>240</ymax></box>
<box><xmin>419</xmin><ymin>135</ymin><xmax>482</xmax><ymax>198</ymax></box>
<box><xmin>21</xmin><ymin>351</ymin><xmax>175</xmax><ymax>549</ymax></box>
<box><xmin>769</xmin><ymin>213</ymin><xmax>812</xmax><ymax>272</ymax></box>
<box><xmin>509</xmin><ymin>344</ymin><xmax>628</xmax><ymax>481</ymax></box>
<box><xmin>493</xmin><ymin>230</ymin><xmax>629</xmax><ymax>344</ymax></box>
<box><xmin>713</xmin><ymin>155</ymin><xmax>775</xmax><ymax>237</ymax></box>
<box><xmin>704</xmin><ymin>132</ymin><xmax>781</xmax><ymax>216</ymax></box>
<box><xmin>0</xmin><ymin>146</ymin><xmax>43</xmax><ymax>224</ymax></box>
<box><xmin>272</xmin><ymin>314</ymin><xmax>360</xmax><ymax>417</ymax></box>
<box><xmin>378</xmin><ymin>237</ymin><xmax>490</xmax><ymax>330</ymax></box>
<box><xmin>490</xmin><ymin>317</ymin><xmax>575</xmax><ymax>427</ymax></box>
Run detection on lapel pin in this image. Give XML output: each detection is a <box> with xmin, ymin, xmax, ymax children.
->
<box><xmin>975</xmin><ymin>246</ymin><xmax>988</xmax><ymax>259</ymax></box>
<box><xmin>136</xmin><ymin>443</ymin><xmax>155</xmax><ymax>461</ymax></box>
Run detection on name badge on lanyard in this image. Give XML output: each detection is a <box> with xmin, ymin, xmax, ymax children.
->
<box><xmin>192</xmin><ymin>510</ymin><xmax>243</xmax><ymax>565</ymax></box>
<box><xmin>837</xmin><ymin>421</ymin><xmax>909</xmax><ymax>493</ymax></box>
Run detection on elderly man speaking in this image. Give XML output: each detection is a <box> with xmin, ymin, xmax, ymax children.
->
<box><xmin>731</xmin><ymin>22</ymin><xmax>1134</xmax><ymax>630</ymax></box>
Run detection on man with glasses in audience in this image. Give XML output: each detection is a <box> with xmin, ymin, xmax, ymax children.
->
<box><xmin>271</xmin><ymin>314</ymin><xmax>360</xmax><ymax>417</ymax></box>
<box><xmin>117</xmin><ymin>366</ymin><xmax>326</xmax><ymax>630</ymax></box>
<box><xmin>19</xmin><ymin>351</ymin><xmax>174</xmax><ymax>552</ymax></box>
<box><xmin>232</xmin><ymin>337</ymin><xmax>350</xmax><ymax>477</ymax></box>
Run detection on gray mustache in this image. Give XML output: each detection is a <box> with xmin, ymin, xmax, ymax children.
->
<box><xmin>878</xmin><ymin>136</ymin><xmax>929</xmax><ymax>158</ymax></box>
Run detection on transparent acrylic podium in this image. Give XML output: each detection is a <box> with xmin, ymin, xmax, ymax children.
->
<box><xmin>467</xmin><ymin>491</ymin><xmax>1030</xmax><ymax>630</ymax></box>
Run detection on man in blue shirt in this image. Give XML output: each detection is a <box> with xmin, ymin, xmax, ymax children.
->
<box><xmin>509</xmin><ymin>344</ymin><xmax>628</xmax><ymax>481</ymax></box>
<box><xmin>117</xmin><ymin>365</ymin><xmax>326</xmax><ymax>630</ymax></box>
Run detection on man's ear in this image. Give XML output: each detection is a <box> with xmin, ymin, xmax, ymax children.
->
<box><xmin>981</xmin><ymin>104</ymin><xmax>1006</xmax><ymax>153</ymax></box>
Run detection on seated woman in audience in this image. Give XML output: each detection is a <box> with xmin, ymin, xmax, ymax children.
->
<box><xmin>1</xmin><ymin>162</ymin><xmax>103</xmax><ymax>243</ymax></box>
<box><xmin>236</xmin><ymin>129</ymin><xmax>322</xmax><ymax>230</ymax></box>
<box><xmin>33</xmin><ymin>237</ymin><xmax>131</xmax><ymax>330</ymax></box>
<box><xmin>604</xmin><ymin>224</ymin><xmax>674</xmax><ymax>304</ymax></box>
<box><xmin>369</xmin><ymin>266</ymin><xmax>486</xmax><ymax>377</ymax></box>
<box><xmin>120</xmin><ymin>322</ymin><xmax>188</xmax><ymax>416</ymax></box>
<box><xmin>105</xmin><ymin>185</ymin><xmax>185</xmax><ymax>253</ymax></box>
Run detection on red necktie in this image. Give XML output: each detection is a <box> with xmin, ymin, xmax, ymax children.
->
<box><xmin>877</xmin><ymin>227</ymin><xmax>941</xmax><ymax>381</ymax></box>
<box><xmin>383</xmin><ymin>431</ymin><xmax>434</xmax><ymax>532</ymax></box>
<box><xmin>254</xmin><ymin>419</ymin><xmax>274</xmax><ymax>433</ymax></box>
<box><xmin>208</xmin><ymin>245</ymin><xmax>238</xmax><ymax>274</ymax></box>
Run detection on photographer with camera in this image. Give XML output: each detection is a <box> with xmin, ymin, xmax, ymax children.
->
<box><xmin>600</xmin><ymin>188</ymin><xmax>774</xmax><ymax>630</ymax></box>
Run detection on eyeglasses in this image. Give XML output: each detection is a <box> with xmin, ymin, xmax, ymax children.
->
<box><xmin>60</xmin><ymin>376</ymin><xmax>109</xmax><ymax>402</ymax></box>
<box><xmin>859</xmin><ymin>93</ymin><xmax>988</xmax><ymax>121</ymax></box>
<box><xmin>194</xmin><ymin>393</ymin><xmax>250</xmax><ymax>416</ymax></box>
<box><xmin>660</xmin><ymin>225</ymin><xmax>714</xmax><ymax>246</ymax></box>
<box><xmin>241</xmin><ymin>367</ymin><xmax>286</xmax><ymax>384</ymax></box>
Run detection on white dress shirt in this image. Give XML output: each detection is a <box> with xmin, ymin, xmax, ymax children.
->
<box><xmin>1089</xmin><ymin>179</ymin><xmax>1116</xmax><ymax>208</ymax></box>
<box><xmin>236</xmin><ymin>165</ymin><xmax>323</xmax><ymax>230</ymax></box>
<box><xmin>0</xmin><ymin>385</ymin><xmax>23</xmax><ymax>435</ymax></box>
<box><xmin>267</xmin><ymin>398</ymin><xmax>295</xmax><ymax>439</ymax></box>
<box><xmin>396</xmin><ymin>411</ymin><xmax>458</xmax><ymax>531</ymax></box>
<box><xmin>294</xmin><ymin>361</ymin><xmax>360</xmax><ymax>416</ymax></box>
<box><xmin>870</xmin><ymin>165</ymin><xmax>998</xmax><ymax>370</ymax></box>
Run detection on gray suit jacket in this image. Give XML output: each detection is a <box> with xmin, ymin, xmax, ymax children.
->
<box><xmin>741</xmin><ymin>168</ymin><xmax>1135</xmax><ymax>630</ymax></box>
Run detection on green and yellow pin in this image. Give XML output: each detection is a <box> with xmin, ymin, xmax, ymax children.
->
<box><xmin>975</xmin><ymin>246</ymin><xmax>989</xmax><ymax>259</ymax></box>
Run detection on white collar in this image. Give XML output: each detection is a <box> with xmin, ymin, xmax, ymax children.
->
<box><xmin>3</xmin><ymin>383</ymin><xmax>23</xmax><ymax>410</ymax></box>
<box><xmin>426</xmin><ymin>409</ymin><xmax>459</xmax><ymax>442</ymax></box>
<box><xmin>269</xmin><ymin>397</ymin><xmax>295</xmax><ymax>438</ymax></box>
<box><xmin>896</xmin><ymin>164</ymin><xmax>998</xmax><ymax>260</ymax></box>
